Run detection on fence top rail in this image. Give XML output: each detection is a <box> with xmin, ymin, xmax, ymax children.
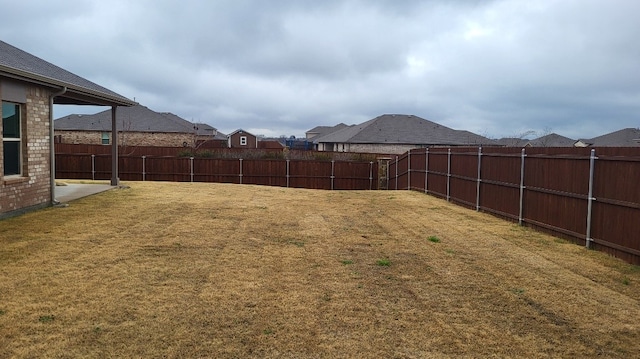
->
<box><xmin>57</xmin><ymin>152</ymin><xmax>378</xmax><ymax>165</ymax></box>
<box><xmin>596</xmin><ymin>155</ymin><xmax>640</xmax><ymax>162</ymax></box>
<box><xmin>523</xmin><ymin>154</ymin><xmax>592</xmax><ymax>160</ymax></box>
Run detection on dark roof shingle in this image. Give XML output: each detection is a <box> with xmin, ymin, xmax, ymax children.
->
<box><xmin>314</xmin><ymin>114</ymin><xmax>496</xmax><ymax>146</ymax></box>
<box><xmin>581</xmin><ymin>128</ymin><xmax>640</xmax><ymax>147</ymax></box>
<box><xmin>0</xmin><ymin>40</ymin><xmax>135</xmax><ymax>106</ymax></box>
<box><xmin>55</xmin><ymin>105</ymin><xmax>218</xmax><ymax>135</ymax></box>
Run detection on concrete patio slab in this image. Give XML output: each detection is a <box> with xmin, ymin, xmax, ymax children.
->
<box><xmin>55</xmin><ymin>183</ymin><xmax>114</xmax><ymax>203</ymax></box>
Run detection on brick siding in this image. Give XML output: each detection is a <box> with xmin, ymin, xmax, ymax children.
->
<box><xmin>1</xmin><ymin>85</ymin><xmax>52</xmax><ymax>217</ymax></box>
<box><xmin>54</xmin><ymin>130</ymin><xmax>215</xmax><ymax>148</ymax></box>
<box><xmin>342</xmin><ymin>143</ymin><xmax>422</xmax><ymax>155</ymax></box>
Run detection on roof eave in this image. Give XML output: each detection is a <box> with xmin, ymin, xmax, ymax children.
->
<box><xmin>0</xmin><ymin>65</ymin><xmax>137</xmax><ymax>107</ymax></box>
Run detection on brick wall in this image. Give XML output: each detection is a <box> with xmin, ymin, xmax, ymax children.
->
<box><xmin>1</xmin><ymin>84</ymin><xmax>52</xmax><ymax>217</ymax></box>
<box><xmin>55</xmin><ymin>130</ymin><xmax>208</xmax><ymax>147</ymax></box>
<box><xmin>342</xmin><ymin>143</ymin><xmax>421</xmax><ymax>155</ymax></box>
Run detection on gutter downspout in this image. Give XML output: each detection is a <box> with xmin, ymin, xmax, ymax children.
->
<box><xmin>49</xmin><ymin>86</ymin><xmax>67</xmax><ymax>205</ymax></box>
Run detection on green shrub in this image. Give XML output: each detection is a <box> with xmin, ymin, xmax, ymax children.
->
<box><xmin>177</xmin><ymin>149</ymin><xmax>194</xmax><ymax>158</ymax></box>
<box><xmin>196</xmin><ymin>150</ymin><xmax>216</xmax><ymax>158</ymax></box>
<box><xmin>313</xmin><ymin>153</ymin><xmax>333</xmax><ymax>161</ymax></box>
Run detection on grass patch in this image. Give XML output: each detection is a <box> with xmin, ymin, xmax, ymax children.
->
<box><xmin>622</xmin><ymin>277</ymin><xmax>630</xmax><ymax>285</ymax></box>
<box><xmin>428</xmin><ymin>235</ymin><xmax>440</xmax><ymax>243</ymax></box>
<box><xmin>38</xmin><ymin>315</ymin><xmax>55</xmax><ymax>323</ymax></box>
<box><xmin>0</xmin><ymin>182</ymin><xmax>639</xmax><ymax>357</ymax></box>
<box><xmin>376</xmin><ymin>258</ymin><xmax>391</xmax><ymax>266</ymax></box>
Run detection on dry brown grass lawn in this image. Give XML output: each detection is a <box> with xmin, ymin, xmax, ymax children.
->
<box><xmin>0</xmin><ymin>181</ymin><xmax>638</xmax><ymax>358</ymax></box>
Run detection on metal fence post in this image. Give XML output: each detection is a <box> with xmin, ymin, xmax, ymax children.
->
<box><xmin>476</xmin><ymin>147</ymin><xmax>482</xmax><ymax>211</ymax></box>
<box><xmin>190</xmin><ymin>157</ymin><xmax>194</xmax><ymax>183</ymax></box>
<box><xmin>369</xmin><ymin>161</ymin><xmax>373</xmax><ymax>190</ymax></box>
<box><xmin>586</xmin><ymin>149</ymin><xmax>597</xmax><ymax>248</ymax></box>
<box><xmin>446</xmin><ymin>148</ymin><xmax>451</xmax><ymax>201</ymax></box>
<box><xmin>239</xmin><ymin>158</ymin><xmax>243</xmax><ymax>184</ymax></box>
<box><xmin>395</xmin><ymin>156</ymin><xmax>398</xmax><ymax>190</ymax></box>
<box><xmin>331</xmin><ymin>160</ymin><xmax>335</xmax><ymax>190</ymax></box>
<box><xmin>424</xmin><ymin>148</ymin><xmax>429</xmax><ymax>194</ymax></box>
<box><xmin>286</xmin><ymin>159</ymin><xmax>290</xmax><ymax>188</ymax></box>
<box><xmin>142</xmin><ymin>156</ymin><xmax>146</xmax><ymax>181</ymax></box>
<box><xmin>91</xmin><ymin>154</ymin><xmax>95</xmax><ymax>181</ymax></box>
<box><xmin>385</xmin><ymin>159</ymin><xmax>389</xmax><ymax>190</ymax></box>
<box><xmin>407</xmin><ymin>149</ymin><xmax>411</xmax><ymax>190</ymax></box>
<box><xmin>518</xmin><ymin>148</ymin><xmax>526</xmax><ymax>225</ymax></box>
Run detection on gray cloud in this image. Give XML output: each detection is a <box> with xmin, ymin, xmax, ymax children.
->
<box><xmin>2</xmin><ymin>0</ymin><xmax>639</xmax><ymax>139</ymax></box>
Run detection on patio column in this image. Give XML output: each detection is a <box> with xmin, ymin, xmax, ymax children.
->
<box><xmin>111</xmin><ymin>106</ymin><xmax>119</xmax><ymax>186</ymax></box>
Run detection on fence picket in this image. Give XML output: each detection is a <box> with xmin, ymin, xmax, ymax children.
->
<box><xmin>55</xmin><ymin>152</ymin><xmax>377</xmax><ymax>191</ymax></box>
<box><xmin>387</xmin><ymin>146</ymin><xmax>640</xmax><ymax>265</ymax></box>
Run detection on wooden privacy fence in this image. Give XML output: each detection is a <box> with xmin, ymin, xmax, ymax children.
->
<box><xmin>56</xmin><ymin>153</ymin><xmax>378</xmax><ymax>190</ymax></box>
<box><xmin>388</xmin><ymin>147</ymin><xmax>640</xmax><ymax>265</ymax></box>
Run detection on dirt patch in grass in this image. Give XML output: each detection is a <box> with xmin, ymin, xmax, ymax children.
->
<box><xmin>0</xmin><ymin>182</ymin><xmax>638</xmax><ymax>358</ymax></box>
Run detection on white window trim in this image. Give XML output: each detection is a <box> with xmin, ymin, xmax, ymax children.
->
<box><xmin>101</xmin><ymin>132</ymin><xmax>110</xmax><ymax>145</ymax></box>
<box><xmin>240</xmin><ymin>136</ymin><xmax>247</xmax><ymax>146</ymax></box>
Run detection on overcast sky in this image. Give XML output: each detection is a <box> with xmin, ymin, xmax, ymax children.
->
<box><xmin>2</xmin><ymin>0</ymin><xmax>639</xmax><ymax>139</ymax></box>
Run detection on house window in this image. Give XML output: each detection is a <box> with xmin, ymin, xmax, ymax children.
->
<box><xmin>2</xmin><ymin>101</ymin><xmax>23</xmax><ymax>176</ymax></box>
<box><xmin>101</xmin><ymin>132</ymin><xmax>110</xmax><ymax>145</ymax></box>
<box><xmin>240</xmin><ymin>136</ymin><xmax>247</xmax><ymax>146</ymax></box>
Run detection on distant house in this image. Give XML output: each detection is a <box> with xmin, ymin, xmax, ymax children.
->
<box><xmin>228</xmin><ymin>129</ymin><xmax>258</xmax><ymax>148</ymax></box>
<box><xmin>0</xmin><ymin>40</ymin><xmax>135</xmax><ymax>218</ymax></box>
<box><xmin>192</xmin><ymin>123</ymin><xmax>228</xmax><ymax>149</ymax></box>
<box><xmin>575</xmin><ymin>128</ymin><xmax>640</xmax><ymax>147</ymax></box>
<box><xmin>313</xmin><ymin>114</ymin><xmax>496</xmax><ymax>154</ymax></box>
<box><xmin>497</xmin><ymin>133</ymin><xmax>575</xmax><ymax>147</ymax></box>
<box><xmin>528</xmin><ymin>133</ymin><xmax>575</xmax><ymax>147</ymax></box>
<box><xmin>55</xmin><ymin>104</ymin><xmax>224</xmax><ymax>147</ymax></box>
<box><xmin>305</xmin><ymin>123</ymin><xmax>348</xmax><ymax>140</ymax></box>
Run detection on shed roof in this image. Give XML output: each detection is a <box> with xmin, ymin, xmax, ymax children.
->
<box><xmin>0</xmin><ymin>40</ymin><xmax>135</xmax><ymax>106</ymax></box>
<box><xmin>228</xmin><ymin>129</ymin><xmax>256</xmax><ymax>137</ymax></box>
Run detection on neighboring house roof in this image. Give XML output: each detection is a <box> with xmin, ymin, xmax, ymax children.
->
<box><xmin>577</xmin><ymin>128</ymin><xmax>640</xmax><ymax>147</ymax></box>
<box><xmin>306</xmin><ymin>123</ymin><xmax>349</xmax><ymax>138</ymax></box>
<box><xmin>498</xmin><ymin>133</ymin><xmax>576</xmax><ymax>147</ymax></box>
<box><xmin>0</xmin><ymin>40</ymin><xmax>135</xmax><ymax>107</ymax></box>
<box><xmin>313</xmin><ymin>114</ymin><xmax>496</xmax><ymax>146</ymax></box>
<box><xmin>55</xmin><ymin>105</ymin><xmax>218</xmax><ymax>135</ymax></box>
<box><xmin>495</xmin><ymin>137</ymin><xmax>529</xmax><ymax>147</ymax></box>
<box><xmin>526</xmin><ymin>133</ymin><xmax>576</xmax><ymax>147</ymax></box>
<box><xmin>193</xmin><ymin>123</ymin><xmax>227</xmax><ymax>140</ymax></box>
